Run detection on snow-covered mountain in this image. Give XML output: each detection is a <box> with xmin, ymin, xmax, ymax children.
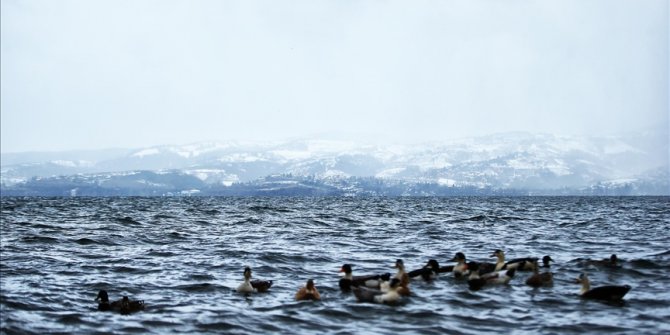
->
<box><xmin>2</xmin><ymin>131</ymin><xmax>668</xmax><ymax>195</ymax></box>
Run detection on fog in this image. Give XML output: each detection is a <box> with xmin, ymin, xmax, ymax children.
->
<box><xmin>1</xmin><ymin>0</ymin><xmax>667</xmax><ymax>153</ymax></box>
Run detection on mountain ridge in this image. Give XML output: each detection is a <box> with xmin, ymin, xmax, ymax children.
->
<box><xmin>2</xmin><ymin>131</ymin><xmax>668</xmax><ymax>196</ymax></box>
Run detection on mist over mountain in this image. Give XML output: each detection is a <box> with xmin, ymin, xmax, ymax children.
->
<box><xmin>1</xmin><ymin>131</ymin><xmax>668</xmax><ymax>196</ymax></box>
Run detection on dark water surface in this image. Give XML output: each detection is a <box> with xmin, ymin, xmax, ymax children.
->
<box><xmin>1</xmin><ymin>197</ymin><xmax>669</xmax><ymax>334</ymax></box>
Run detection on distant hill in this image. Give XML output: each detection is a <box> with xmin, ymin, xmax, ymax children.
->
<box><xmin>2</xmin><ymin>131</ymin><xmax>668</xmax><ymax>196</ymax></box>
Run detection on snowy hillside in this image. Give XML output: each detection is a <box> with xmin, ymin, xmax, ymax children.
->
<box><xmin>2</xmin><ymin>131</ymin><xmax>668</xmax><ymax>195</ymax></box>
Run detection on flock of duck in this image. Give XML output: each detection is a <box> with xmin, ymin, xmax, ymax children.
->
<box><xmin>333</xmin><ymin>251</ymin><xmax>629</xmax><ymax>304</ymax></box>
<box><xmin>96</xmin><ymin>251</ymin><xmax>631</xmax><ymax>314</ymax></box>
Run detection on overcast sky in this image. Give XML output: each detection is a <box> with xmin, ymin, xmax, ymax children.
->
<box><xmin>1</xmin><ymin>0</ymin><xmax>668</xmax><ymax>152</ymax></box>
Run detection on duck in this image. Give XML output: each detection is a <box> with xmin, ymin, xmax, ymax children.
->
<box><xmin>295</xmin><ymin>279</ymin><xmax>321</xmax><ymax>301</ymax></box>
<box><xmin>525</xmin><ymin>260</ymin><xmax>553</xmax><ymax>288</ymax></box>
<box><xmin>407</xmin><ymin>259</ymin><xmax>441</xmax><ymax>281</ymax></box>
<box><xmin>575</xmin><ymin>273</ymin><xmax>631</xmax><ymax>301</ymax></box>
<box><xmin>236</xmin><ymin>267</ymin><xmax>273</xmax><ymax>293</ymax></box>
<box><xmin>449</xmin><ymin>252</ymin><xmax>469</xmax><ymax>278</ymax></box>
<box><xmin>589</xmin><ymin>254</ymin><xmax>621</xmax><ymax>268</ymax></box>
<box><xmin>392</xmin><ymin>259</ymin><xmax>411</xmax><ymax>296</ymax></box>
<box><xmin>95</xmin><ymin>290</ymin><xmax>144</xmax><ymax>314</ymax></box>
<box><xmin>353</xmin><ymin>278</ymin><xmax>403</xmax><ymax>304</ymax></box>
<box><xmin>338</xmin><ymin>264</ymin><xmax>390</xmax><ymax>291</ymax></box>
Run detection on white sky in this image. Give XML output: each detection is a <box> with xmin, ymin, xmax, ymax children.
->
<box><xmin>1</xmin><ymin>0</ymin><xmax>668</xmax><ymax>152</ymax></box>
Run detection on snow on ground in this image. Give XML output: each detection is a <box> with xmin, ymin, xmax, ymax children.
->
<box><xmin>376</xmin><ymin>167</ymin><xmax>406</xmax><ymax>178</ymax></box>
<box><xmin>50</xmin><ymin>160</ymin><xmax>94</xmax><ymax>167</ymax></box>
<box><xmin>437</xmin><ymin>178</ymin><xmax>456</xmax><ymax>187</ymax></box>
<box><xmin>132</xmin><ymin>148</ymin><xmax>160</xmax><ymax>158</ymax></box>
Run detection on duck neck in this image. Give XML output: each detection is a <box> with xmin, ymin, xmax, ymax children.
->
<box><xmin>532</xmin><ymin>266</ymin><xmax>540</xmax><ymax>274</ymax></box>
<box><xmin>495</xmin><ymin>254</ymin><xmax>505</xmax><ymax>271</ymax></box>
<box><xmin>454</xmin><ymin>261</ymin><xmax>466</xmax><ymax>272</ymax></box>
<box><xmin>343</xmin><ymin>272</ymin><xmax>352</xmax><ymax>280</ymax></box>
<box><xmin>581</xmin><ymin>279</ymin><xmax>591</xmax><ymax>294</ymax></box>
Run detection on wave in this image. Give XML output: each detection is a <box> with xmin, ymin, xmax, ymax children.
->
<box><xmin>1</xmin><ymin>196</ymin><xmax>668</xmax><ymax>335</ymax></box>
<box><xmin>116</xmin><ymin>216</ymin><xmax>142</xmax><ymax>225</ymax></box>
<box><xmin>21</xmin><ymin>235</ymin><xmax>59</xmax><ymax>243</ymax></box>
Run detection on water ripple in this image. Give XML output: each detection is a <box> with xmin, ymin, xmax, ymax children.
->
<box><xmin>1</xmin><ymin>196</ymin><xmax>669</xmax><ymax>334</ymax></box>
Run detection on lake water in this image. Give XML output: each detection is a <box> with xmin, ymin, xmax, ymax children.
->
<box><xmin>1</xmin><ymin>196</ymin><xmax>669</xmax><ymax>334</ymax></box>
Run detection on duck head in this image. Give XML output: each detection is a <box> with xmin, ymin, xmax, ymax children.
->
<box><xmin>450</xmin><ymin>252</ymin><xmax>466</xmax><ymax>263</ymax></box>
<box><xmin>575</xmin><ymin>273</ymin><xmax>591</xmax><ymax>293</ymax></box>
<box><xmin>425</xmin><ymin>259</ymin><xmax>440</xmax><ymax>271</ymax></box>
<box><xmin>243</xmin><ymin>267</ymin><xmax>252</xmax><ymax>280</ymax></box>
<box><xmin>542</xmin><ymin>256</ymin><xmax>554</xmax><ymax>267</ymax></box>
<box><xmin>95</xmin><ymin>290</ymin><xmax>109</xmax><ymax>303</ymax></box>
<box><xmin>394</xmin><ymin>259</ymin><xmax>405</xmax><ymax>271</ymax></box>
<box><xmin>305</xmin><ymin>279</ymin><xmax>315</xmax><ymax>292</ymax></box>
<box><xmin>609</xmin><ymin>254</ymin><xmax>618</xmax><ymax>265</ymax></box>
<box><xmin>339</xmin><ymin>264</ymin><xmax>353</xmax><ymax>275</ymax></box>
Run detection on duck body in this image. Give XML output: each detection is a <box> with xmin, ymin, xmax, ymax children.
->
<box><xmin>491</xmin><ymin>250</ymin><xmax>537</xmax><ymax>272</ymax></box>
<box><xmin>525</xmin><ymin>271</ymin><xmax>553</xmax><ymax>287</ymax></box>
<box><xmin>393</xmin><ymin>260</ymin><xmax>411</xmax><ymax>296</ymax></box>
<box><xmin>466</xmin><ymin>262</ymin><xmax>515</xmax><ymax>290</ymax></box>
<box><xmin>505</xmin><ymin>257</ymin><xmax>539</xmax><ymax>271</ymax></box>
<box><xmin>466</xmin><ymin>259</ymin><xmax>496</xmax><ymax>277</ymax></box>
<box><xmin>467</xmin><ymin>273</ymin><xmax>487</xmax><ymax>291</ymax></box>
<box><xmin>338</xmin><ymin>264</ymin><xmax>390</xmax><ymax>291</ymax></box>
<box><xmin>408</xmin><ymin>259</ymin><xmax>440</xmax><ymax>281</ymax></box>
<box><xmin>95</xmin><ymin>290</ymin><xmax>116</xmax><ymax>311</ymax></box>
<box><xmin>251</xmin><ymin>279</ymin><xmax>273</xmax><ymax>292</ymax></box>
<box><xmin>360</xmin><ymin>273</ymin><xmax>391</xmax><ymax>289</ymax></box>
<box><xmin>120</xmin><ymin>296</ymin><xmax>145</xmax><ymax>315</ymax></box>
<box><xmin>471</xmin><ymin>251</ymin><xmax>501</xmax><ymax>275</ymax></box>
<box><xmin>237</xmin><ymin>279</ymin><xmax>254</xmax><ymax>293</ymax></box>
<box><xmin>482</xmin><ymin>268</ymin><xmax>516</xmax><ymax>285</ymax></box>
<box><xmin>589</xmin><ymin>254</ymin><xmax>621</xmax><ymax>268</ymax></box>
<box><xmin>295</xmin><ymin>279</ymin><xmax>321</xmax><ymax>301</ymax></box>
<box><xmin>581</xmin><ymin>285</ymin><xmax>631</xmax><ymax>301</ymax></box>
<box><xmin>353</xmin><ymin>278</ymin><xmax>402</xmax><ymax>304</ymax></box>
<box><xmin>237</xmin><ymin>267</ymin><xmax>272</xmax><ymax>293</ymax></box>
<box><xmin>478</xmin><ymin>262</ymin><xmax>497</xmax><ymax>275</ymax></box>
<box><xmin>438</xmin><ymin>265</ymin><xmax>455</xmax><ymax>273</ymax></box>
<box><xmin>576</xmin><ymin>273</ymin><xmax>630</xmax><ymax>301</ymax></box>
<box><xmin>526</xmin><ymin>256</ymin><xmax>554</xmax><ymax>287</ymax></box>
<box><xmin>95</xmin><ymin>290</ymin><xmax>144</xmax><ymax>314</ymax></box>
<box><xmin>449</xmin><ymin>252</ymin><xmax>469</xmax><ymax>278</ymax></box>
